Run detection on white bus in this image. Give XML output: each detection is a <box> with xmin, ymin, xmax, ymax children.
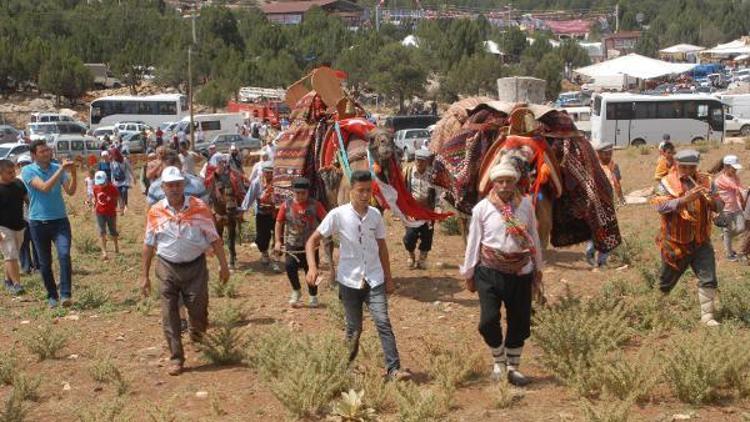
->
<box><xmin>591</xmin><ymin>93</ymin><xmax>724</xmax><ymax>146</ymax></box>
<box><xmin>89</xmin><ymin>94</ymin><xmax>187</xmax><ymax>130</ymax></box>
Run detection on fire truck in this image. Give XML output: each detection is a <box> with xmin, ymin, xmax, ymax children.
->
<box><xmin>226</xmin><ymin>87</ymin><xmax>289</xmax><ymax>127</ymax></box>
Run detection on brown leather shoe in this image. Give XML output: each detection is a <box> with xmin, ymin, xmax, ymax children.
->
<box><xmin>167</xmin><ymin>363</ymin><xmax>183</xmax><ymax>376</ymax></box>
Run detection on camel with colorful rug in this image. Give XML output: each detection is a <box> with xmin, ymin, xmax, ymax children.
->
<box><xmin>430</xmin><ymin>97</ymin><xmax>621</xmax><ymax>255</ymax></box>
<box><xmin>271</xmin><ymin>67</ymin><xmax>452</xmax><ymax>281</ymax></box>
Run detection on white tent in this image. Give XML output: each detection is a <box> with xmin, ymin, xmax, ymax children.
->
<box><xmin>705</xmin><ymin>39</ymin><xmax>750</xmax><ymax>55</ymax></box>
<box><xmin>574</xmin><ymin>53</ymin><xmax>698</xmax><ymax>80</ymax></box>
<box><xmin>659</xmin><ymin>43</ymin><xmax>705</xmax><ymax>54</ymax></box>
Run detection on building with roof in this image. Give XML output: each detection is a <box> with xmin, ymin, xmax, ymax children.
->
<box><xmin>261</xmin><ymin>0</ymin><xmax>365</xmax><ymax>26</ymax></box>
<box><xmin>602</xmin><ymin>31</ymin><xmax>641</xmax><ymax>59</ymax></box>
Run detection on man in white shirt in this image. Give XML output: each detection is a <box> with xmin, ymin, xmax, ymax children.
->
<box><xmin>141</xmin><ymin>166</ymin><xmax>230</xmax><ymax>376</ymax></box>
<box><xmin>460</xmin><ymin>159</ymin><xmax>543</xmax><ymax>387</ymax></box>
<box><xmin>305</xmin><ymin>170</ymin><xmax>410</xmax><ymax>381</ymax></box>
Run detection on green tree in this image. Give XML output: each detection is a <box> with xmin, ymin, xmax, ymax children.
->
<box><xmin>196</xmin><ymin>79</ymin><xmax>231</xmax><ymax>112</ymax></box>
<box><xmin>369</xmin><ymin>43</ymin><xmax>427</xmax><ymax>113</ymax></box>
<box><xmin>500</xmin><ymin>26</ymin><xmax>527</xmax><ymax>61</ymax></box>
<box><xmin>39</xmin><ymin>50</ymin><xmax>92</xmax><ymax>105</ymax></box>
<box><xmin>635</xmin><ymin>30</ymin><xmax>659</xmax><ymax>58</ymax></box>
<box><xmin>557</xmin><ymin>39</ymin><xmax>591</xmax><ymax>68</ymax></box>
<box><xmin>533</xmin><ymin>52</ymin><xmax>564</xmax><ymax>101</ymax></box>
<box><xmin>441</xmin><ymin>53</ymin><xmax>504</xmax><ymax>101</ymax></box>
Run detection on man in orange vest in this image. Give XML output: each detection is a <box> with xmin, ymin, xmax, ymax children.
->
<box><xmin>651</xmin><ymin>149</ymin><xmax>723</xmax><ymax>326</ymax></box>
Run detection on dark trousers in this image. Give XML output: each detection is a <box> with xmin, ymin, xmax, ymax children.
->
<box><xmin>339</xmin><ymin>282</ymin><xmax>401</xmax><ymax>374</ymax></box>
<box><xmin>255</xmin><ymin>213</ymin><xmax>274</xmax><ymax>252</ymax></box>
<box><xmin>155</xmin><ymin>255</ymin><xmax>209</xmax><ymax>365</ymax></box>
<box><xmin>403</xmin><ymin>222</ymin><xmax>434</xmax><ymax>252</ymax></box>
<box><xmin>29</xmin><ymin>218</ymin><xmax>72</xmax><ymax>300</ymax></box>
<box><xmin>475</xmin><ymin>266</ymin><xmax>532</xmax><ymax>349</ymax></box>
<box><xmin>19</xmin><ymin>221</ymin><xmax>39</xmax><ymax>274</ymax></box>
<box><xmin>217</xmin><ymin>209</ymin><xmax>239</xmax><ymax>264</ymax></box>
<box><xmin>659</xmin><ymin>241</ymin><xmax>718</xmax><ymax>293</ymax></box>
<box><xmin>285</xmin><ymin>250</ymin><xmax>318</xmax><ymax>296</ymax></box>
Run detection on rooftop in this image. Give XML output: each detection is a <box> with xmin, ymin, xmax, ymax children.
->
<box><xmin>261</xmin><ymin>0</ymin><xmax>361</xmax><ymax>15</ymax></box>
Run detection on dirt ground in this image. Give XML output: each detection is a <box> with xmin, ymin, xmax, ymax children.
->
<box><xmin>2</xmin><ymin>142</ymin><xmax>750</xmax><ymax>421</ymax></box>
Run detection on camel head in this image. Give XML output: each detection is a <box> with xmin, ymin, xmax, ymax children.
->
<box><xmin>366</xmin><ymin>128</ymin><xmax>397</xmax><ymax>166</ymax></box>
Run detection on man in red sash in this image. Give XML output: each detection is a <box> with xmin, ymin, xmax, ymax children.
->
<box><xmin>651</xmin><ymin>149</ymin><xmax>723</xmax><ymax>326</ymax></box>
<box><xmin>460</xmin><ymin>158</ymin><xmax>543</xmax><ymax>386</ymax></box>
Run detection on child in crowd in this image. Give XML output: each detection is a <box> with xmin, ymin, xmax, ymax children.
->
<box><xmin>0</xmin><ymin>159</ymin><xmax>28</xmax><ymax>295</ymax></box>
<box><xmin>92</xmin><ymin>171</ymin><xmax>120</xmax><ymax>260</ymax></box>
<box><xmin>84</xmin><ymin>167</ymin><xmax>95</xmax><ymax>208</ymax></box>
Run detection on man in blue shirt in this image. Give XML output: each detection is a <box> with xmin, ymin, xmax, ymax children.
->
<box><xmin>21</xmin><ymin>140</ymin><xmax>77</xmax><ymax>308</ymax></box>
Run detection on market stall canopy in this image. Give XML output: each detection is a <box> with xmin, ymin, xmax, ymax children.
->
<box><xmin>659</xmin><ymin>43</ymin><xmax>705</xmax><ymax>54</ymax></box>
<box><xmin>574</xmin><ymin>53</ymin><xmax>698</xmax><ymax>80</ymax></box>
<box><xmin>704</xmin><ymin>38</ymin><xmax>750</xmax><ymax>55</ymax></box>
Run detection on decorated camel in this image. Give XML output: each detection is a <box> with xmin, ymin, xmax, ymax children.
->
<box><xmin>430</xmin><ymin>97</ymin><xmax>621</xmax><ymax>254</ymax></box>
<box><xmin>271</xmin><ymin>67</ymin><xmax>451</xmax><ymax>281</ymax></box>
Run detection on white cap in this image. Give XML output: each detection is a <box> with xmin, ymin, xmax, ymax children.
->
<box><xmin>489</xmin><ymin>159</ymin><xmax>520</xmax><ymax>181</ymax></box>
<box><xmin>101</xmin><ymin>150</ymin><xmax>110</xmax><ymax>157</ymax></box>
<box><xmin>230</xmin><ymin>143</ymin><xmax>237</xmax><ymax>151</ymax></box>
<box><xmin>161</xmin><ymin>166</ymin><xmax>185</xmax><ymax>183</ymax></box>
<box><xmin>94</xmin><ymin>171</ymin><xmax>108</xmax><ymax>185</ymax></box>
<box><xmin>723</xmin><ymin>155</ymin><xmax>743</xmax><ymax>170</ymax></box>
<box><xmin>593</xmin><ymin>140</ymin><xmax>614</xmax><ymax>151</ymax></box>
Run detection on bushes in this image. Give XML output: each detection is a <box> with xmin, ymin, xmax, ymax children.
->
<box><xmin>21</xmin><ymin>324</ymin><xmax>68</xmax><ymax>361</ymax></box>
<box><xmin>533</xmin><ymin>290</ymin><xmax>631</xmax><ymax>397</ymax></box>
<box><xmin>662</xmin><ymin>329</ymin><xmax>750</xmax><ymax>404</ymax></box>
<box><xmin>394</xmin><ymin>382</ymin><xmax>446</xmax><ymax>422</ymax></box>
<box><xmin>199</xmin><ymin>304</ymin><xmax>248</xmax><ymax>365</ymax></box>
<box><xmin>718</xmin><ymin>277</ymin><xmax>750</xmax><ymax>325</ymax></box>
<box><xmin>425</xmin><ymin>338</ymin><xmax>484</xmax><ymax>406</ymax></box>
<box><xmin>249</xmin><ymin>328</ymin><xmax>351</xmax><ymax>418</ymax></box>
<box><xmin>89</xmin><ymin>355</ymin><xmax>129</xmax><ymax>396</ymax></box>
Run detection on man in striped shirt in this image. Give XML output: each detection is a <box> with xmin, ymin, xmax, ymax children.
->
<box><xmin>652</xmin><ymin>149</ymin><xmax>723</xmax><ymax>326</ymax></box>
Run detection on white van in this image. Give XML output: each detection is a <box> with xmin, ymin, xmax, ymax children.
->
<box><xmin>175</xmin><ymin>113</ymin><xmax>244</xmax><ymax>145</ymax></box>
<box><xmin>561</xmin><ymin>106</ymin><xmax>592</xmax><ymax>135</ymax></box>
<box><xmin>49</xmin><ymin>135</ymin><xmax>101</xmax><ymax>159</ymax></box>
<box><xmin>30</xmin><ymin>113</ymin><xmax>75</xmax><ymax>123</ymax></box>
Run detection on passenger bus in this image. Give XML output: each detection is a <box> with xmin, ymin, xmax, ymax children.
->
<box><xmin>89</xmin><ymin>94</ymin><xmax>187</xmax><ymax>130</ymax></box>
<box><xmin>590</xmin><ymin>93</ymin><xmax>724</xmax><ymax>146</ymax></box>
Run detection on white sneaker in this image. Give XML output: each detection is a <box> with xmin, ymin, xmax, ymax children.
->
<box><xmin>271</xmin><ymin>262</ymin><xmax>281</xmax><ymax>273</ymax></box>
<box><xmin>491</xmin><ymin>363</ymin><xmax>507</xmax><ymax>382</ymax></box>
<box><xmin>288</xmin><ymin>290</ymin><xmax>301</xmax><ymax>306</ymax></box>
<box><xmin>309</xmin><ymin>296</ymin><xmax>319</xmax><ymax>308</ymax></box>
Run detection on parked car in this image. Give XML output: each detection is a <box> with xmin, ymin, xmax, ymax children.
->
<box><xmin>724</xmin><ymin>114</ymin><xmax>750</xmax><ymax>136</ymax></box>
<box><xmin>114</xmin><ymin>121</ymin><xmax>149</xmax><ymax>138</ymax></box>
<box><xmin>121</xmin><ymin>132</ymin><xmax>147</xmax><ymax>154</ymax></box>
<box><xmin>394</xmin><ymin>128</ymin><xmax>431</xmax><ymax>156</ymax></box>
<box><xmin>0</xmin><ymin>125</ymin><xmax>19</xmax><ymax>143</ymax></box>
<box><xmin>92</xmin><ymin>125</ymin><xmax>115</xmax><ymax>141</ymax></box>
<box><xmin>48</xmin><ymin>135</ymin><xmax>101</xmax><ymax>160</ymax></box>
<box><xmin>0</xmin><ymin>143</ymin><xmax>30</xmax><ymax>163</ymax></box>
<box><xmin>196</xmin><ymin>134</ymin><xmax>261</xmax><ymax>155</ymax></box>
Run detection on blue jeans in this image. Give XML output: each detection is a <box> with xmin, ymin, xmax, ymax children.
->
<box><xmin>117</xmin><ymin>186</ymin><xmax>129</xmax><ymax>208</ymax></box>
<box><xmin>19</xmin><ymin>221</ymin><xmax>39</xmax><ymax>273</ymax></box>
<box><xmin>586</xmin><ymin>240</ymin><xmax>609</xmax><ymax>266</ymax></box>
<box><xmin>29</xmin><ymin>218</ymin><xmax>72</xmax><ymax>300</ymax></box>
<box><xmin>339</xmin><ymin>283</ymin><xmax>401</xmax><ymax>374</ymax></box>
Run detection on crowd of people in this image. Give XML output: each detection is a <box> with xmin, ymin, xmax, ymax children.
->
<box><xmin>0</xmin><ymin>128</ymin><xmax>744</xmax><ymax>383</ymax></box>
